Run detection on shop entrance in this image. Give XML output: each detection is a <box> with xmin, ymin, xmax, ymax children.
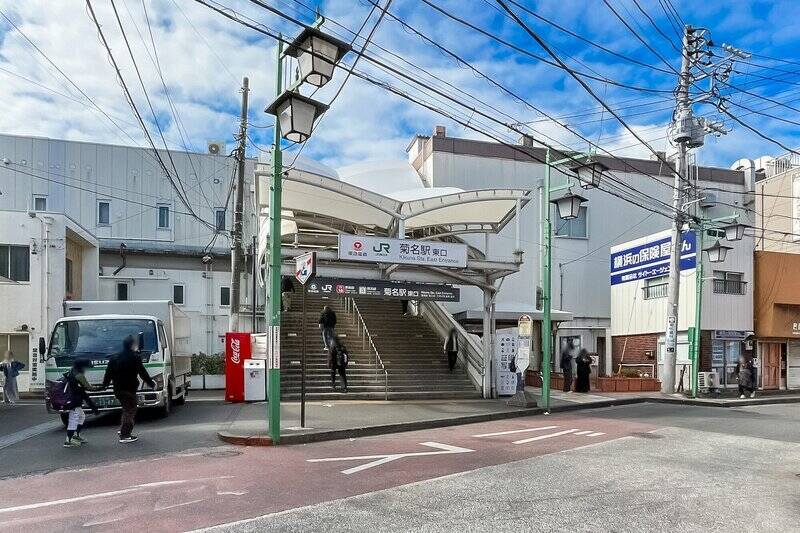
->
<box><xmin>759</xmin><ymin>342</ymin><xmax>782</xmax><ymax>390</ymax></box>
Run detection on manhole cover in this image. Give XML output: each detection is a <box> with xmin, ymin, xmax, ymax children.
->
<box><xmin>630</xmin><ymin>432</ymin><xmax>664</xmax><ymax>440</ymax></box>
<box><xmin>203</xmin><ymin>450</ymin><xmax>243</xmax><ymax>458</ymax></box>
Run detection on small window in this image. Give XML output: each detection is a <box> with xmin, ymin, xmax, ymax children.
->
<box><xmin>643</xmin><ymin>276</ymin><xmax>668</xmax><ymax>299</ymax></box>
<box><xmin>173</xmin><ymin>284</ymin><xmax>185</xmax><ymax>305</ymax></box>
<box><xmin>157</xmin><ymin>205</ymin><xmax>170</xmax><ymax>229</ymax></box>
<box><xmin>158</xmin><ymin>322</ymin><xmax>168</xmax><ymax>351</ymax></box>
<box><xmin>33</xmin><ymin>195</ymin><xmax>47</xmax><ymax>211</ymax></box>
<box><xmin>713</xmin><ymin>271</ymin><xmax>746</xmax><ymax>295</ymax></box>
<box><xmin>0</xmin><ymin>245</ymin><xmax>30</xmax><ymax>282</ymax></box>
<box><xmin>555</xmin><ymin>206</ymin><xmax>588</xmax><ymax>238</ymax></box>
<box><xmin>117</xmin><ymin>282</ymin><xmax>129</xmax><ymax>301</ymax></box>
<box><xmin>98</xmin><ymin>201</ymin><xmax>110</xmax><ymax>225</ymax></box>
<box><xmin>214</xmin><ymin>208</ymin><xmax>226</xmax><ymax>231</ymax></box>
<box><xmin>220</xmin><ymin>286</ymin><xmax>231</xmax><ymax>307</ymax></box>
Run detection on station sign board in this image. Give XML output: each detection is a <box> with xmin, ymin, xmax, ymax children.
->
<box><xmin>610</xmin><ymin>231</ymin><xmax>696</xmax><ymax>285</ymax></box>
<box><xmin>306</xmin><ymin>277</ymin><xmax>460</xmax><ymax>302</ymax></box>
<box><xmin>338</xmin><ymin>234</ymin><xmax>468</xmax><ymax>268</ymax></box>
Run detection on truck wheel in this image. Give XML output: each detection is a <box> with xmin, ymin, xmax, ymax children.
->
<box><xmin>60</xmin><ymin>413</ymin><xmax>69</xmax><ymax>427</ymax></box>
<box><xmin>157</xmin><ymin>386</ymin><xmax>173</xmax><ymax>418</ymax></box>
<box><xmin>174</xmin><ymin>387</ymin><xmax>186</xmax><ymax>406</ymax></box>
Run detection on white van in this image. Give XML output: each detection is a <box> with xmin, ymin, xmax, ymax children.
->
<box><xmin>41</xmin><ymin>301</ymin><xmax>191</xmax><ymax>423</ymax></box>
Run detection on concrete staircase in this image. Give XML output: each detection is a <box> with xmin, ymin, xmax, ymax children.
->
<box><xmin>279</xmin><ymin>283</ymin><xmax>480</xmax><ymax>401</ymax></box>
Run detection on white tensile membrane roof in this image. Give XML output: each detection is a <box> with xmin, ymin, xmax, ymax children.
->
<box><xmin>256</xmin><ymin>157</ymin><xmax>531</xmax><ymax>234</ymax></box>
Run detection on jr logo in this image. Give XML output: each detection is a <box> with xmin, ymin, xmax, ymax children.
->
<box><xmin>373</xmin><ymin>242</ymin><xmax>390</xmax><ymax>254</ymax></box>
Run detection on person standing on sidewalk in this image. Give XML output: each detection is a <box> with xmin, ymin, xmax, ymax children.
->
<box><xmin>560</xmin><ymin>343</ymin><xmax>574</xmax><ymax>393</ymax></box>
<box><xmin>327</xmin><ymin>335</ymin><xmax>349</xmax><ymax>393</ymax></box>
<box><xmin>575</xmin><ymin>349</ymin><xmax>592</xmax><ymax>393</ymax></box>
<box><xmin>319</xmin><ymin>305</ymin><xmax>337</xmax><ymax>351</ymax></box>
<box><xmin>102</xmin><ymin>335</ymin><xmax>156</xmax><ymax>443</ymax></box>
<box><xmin>281</xmin><ymin>276</ymin><xmax>295</xmax><ymax>312</ymax></box>
<box><xmin>736</xmin><ymin>355</ymin><xmax>756</xmax><ymax>399</ymax></box>
<box><xmin>1</xmin><ymin>350</ymin><xmax>24</xmax><ymax>405</ymax></box>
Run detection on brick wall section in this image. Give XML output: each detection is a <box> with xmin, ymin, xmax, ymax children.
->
<box><xmin>611</xmin><ymin>334</ymin><xmax>658</xmax><ymax>373</ymax></box>
<box><xmin>700</xmin><ymin>330</ymin><xmax>713</xmax><ymax>371</ymax></box>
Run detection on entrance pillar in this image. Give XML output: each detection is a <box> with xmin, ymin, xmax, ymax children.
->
<box><xmin>482</xmin><ymin>287</ymin><xmax>494</xmax><ymax>399</ymax></box>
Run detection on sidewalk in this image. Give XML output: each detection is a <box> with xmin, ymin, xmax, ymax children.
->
<box><xmin>218</xmin><ymin>386</ymin><xmax>800</xmax><ymax>446</ymax></box>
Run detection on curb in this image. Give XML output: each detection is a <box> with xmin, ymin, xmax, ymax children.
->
<box><xmin>217</xmin><ymin>397</ymin><xmax>646</xmax><ymax>447</ymax></box>
<box><xmin>648</xmin><ymin>396</ymin><xmax>800</xmax><ymax>408</ymax></box>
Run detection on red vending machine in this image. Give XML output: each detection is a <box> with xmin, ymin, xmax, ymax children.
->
<box><xmin>225</xmin><ymin>332</ymin><xmax>251</xmax><ymax>402</ymax></box>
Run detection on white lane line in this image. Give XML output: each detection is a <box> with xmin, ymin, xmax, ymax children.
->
<box><xmin>307</xmin><ymin>441</ymin><xmax>474</xmax><ymax>475</ymax></box>
<box><xmin>573</xmin><ymin>430</ymin><xmax>592</xmax><ymax>436</ymax></box>
<box><xmin>0</xmin><ymin>421</ymin><xmax>62</xmax><ymax>451</ymax></box>
<box><xmin>473</xmin><ymin>425</ymin><xmax>559</xmax><ymax>438</ymax></box>
<box><xmin>513</xmin><ymin>428</ymin><xmax>579</xmax><ymax>445</ymax></box>
<box><xmin>586</xmin><ymin>432</ymin><xmax>605</xmax><ymax>437</ymax></box>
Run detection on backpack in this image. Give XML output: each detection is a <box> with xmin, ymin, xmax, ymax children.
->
<box><xmin>336</xmin><ymin>347</ymin><xmax>349</xmax><ymax>368</ymax></box>
<box><xmin>48</xmin><ymin>373</ymin><xmax>79</xmax><ymax>411</ymax></box>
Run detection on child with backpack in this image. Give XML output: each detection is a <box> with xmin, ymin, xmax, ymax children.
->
<box><xmin>61</xmin><ymin>359</ymin><xmax>100</xmax><ymax>447</ymax></box>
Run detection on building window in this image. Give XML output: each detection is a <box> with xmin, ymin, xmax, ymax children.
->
<box><xmin>555</xmin><ymin>206</ymin><xmax>587</xmax><ymax>238</ymax></box>
<box><xmin>157</xmin><ymin>205</ymin><xmax>170</xmax><ymax>229</ymax></box>
<box><xmin>220</xmin><ymin>286</ymin><xmax>231</xmax><ymax>307</ymax></box>
<box><xmin>117</xmin><ymin>282</ymin><xmax>129</xmax><ymax>301</ymax></box>
<box><xmin>65</xmin><ymin>258</ymin><xmax>73</xmax><ymax>294</ymax></box>
<box><xmin>643</xmin><ymin>276</ymin><xmax>668</xmax><ymax>299</ymax></box>
<box><xmin>33</xmin><ymin>195</ymin><xmax>47</xmax><ymax>211</ymax></box>
<box><xmin>713</xmin><ymin>271</ymin><xmax>747</xmax><ymax>295</ymax></box>
<box><xmin>214</xmin><ymin>208</ymin><xmax>226</xmax><ymax>231</ymax></box>
<box><xmin>173</xmin><ymin>284</ymin><xmax>185</xmax><ymax>305</ymax></box>
<box><xmin>97</xmin><ymin>201</ymin><xmax>110</xmax><ymax>225</ymax></box>
<box><xmin>0</xmin><ymin>245</ymin><xmax>30</xmax><ymax>282</ymax></box>
<box><xmin>0</xmin><ymin>334</ymin><xmax>30</xmax><ymax>372</ymax></box>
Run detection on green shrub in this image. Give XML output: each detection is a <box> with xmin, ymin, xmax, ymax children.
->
<box><xmin>191</xmin><ymin>352</ymin><xmax>225</xmax><ymax>375</ymax></box>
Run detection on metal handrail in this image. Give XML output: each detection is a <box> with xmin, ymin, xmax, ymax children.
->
<box><xmin>344</xmin><ymin>297</ymin><xmax>389</xmax><ymax>400</ymax></box>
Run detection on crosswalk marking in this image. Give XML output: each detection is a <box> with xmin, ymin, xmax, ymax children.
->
<box><xmin>586</xmin><ymin>432</ymin><xmax>605</xmax><ymax>437</ymax></box>
<box><xmin>513</xmin><ymin>428</ymin><xmax>579</xmax><ymax>444</ymax></box>
<box><xmin>473</xmin><ymin>426</ymin><xmax>559</xmax><ymax>438</ymax></box>
<box><xmin>573</xmin><ymin>430</ymin><xmax>592</xmax><ymax>436</ymax></box>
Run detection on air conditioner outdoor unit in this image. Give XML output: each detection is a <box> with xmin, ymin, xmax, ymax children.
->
<box><xmin>698</xmin><ymin>371</ymin><xmax>720</xmax><ymax>391</ymax></box>
<box><xmin>700</xmin><ymin>192</ymin><xmax>717</xmax><ymax>208</ymax></box>
<box><xmin>207</xmin><ymin>141</ymin><xmax>226</xmax><ymax>156</ymax></box>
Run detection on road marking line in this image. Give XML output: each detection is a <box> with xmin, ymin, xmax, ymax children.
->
<box><xmin>155</xmin><ymin>499</ymin><xmax>205</xmax><ymax>511</ymax></box>
<box><xmin>307</xmin><ymin>441</ymin><xmax>474</xmax><ymax>475</ymax></box>
<box><xmin>473</xmin><ymin>425</ymin><xmax>559</xmax><ymax>438</ymax></box>
<box><xmin>513</xmin><ymin>428</ymin><xmax>579</xmax><ymax>445</ymax></box>
<box><xmin>0</xmin><ymin>420</ymin><xmax>62</xmax><ymax>451</ymax></box>
<box><xmin>573</xmin><ymin>430</ymin><xmax>592</xmax><ymax>435</ymax></box>
<box><xmin>586</xmin><ymin>432</ymin><xmax>605</xmax><ymax>437</ymax></box>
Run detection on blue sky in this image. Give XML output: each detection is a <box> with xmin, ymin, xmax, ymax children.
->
<box><xmin>0</xmin><ymin>0</ymin><xmax>797</xmax><ymax>169</ymax></box>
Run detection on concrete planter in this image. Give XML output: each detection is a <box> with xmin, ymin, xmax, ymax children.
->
<box><xmin>190</xmin><ymin>374</ymin><xmax>226</xmax><ymax>390</ymax></box>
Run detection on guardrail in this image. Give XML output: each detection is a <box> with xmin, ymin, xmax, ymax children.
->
<box><xmin>419</xmin><ymin>300</ymin><xmax>485</xmax><ymax>392</ymax></box>
<box><xmin>343</xmin><ymin>297</ymin><xmax>389</xmax><ymax>400</ymax></box>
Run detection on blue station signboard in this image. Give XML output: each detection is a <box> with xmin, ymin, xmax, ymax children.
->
<box><xmin>610</xmin><ymin>231</ymin><xmax>696</xmax><ymax>285</ymax></box>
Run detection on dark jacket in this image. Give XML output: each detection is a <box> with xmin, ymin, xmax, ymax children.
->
<box><xmin>102</xmin><ymin>350</ymin><xmax>155</xmax><ymax>394</ymax></box>
<box><xmin>328</xmin><ymin>341</ymin><xmax>349</xmax><ymax>370</ymax></box>
<box><xmin>736</xmin><ymin>361</ymin><xmax>756</xmax><ymax>388</ymax></box>
<box><xmin>319</xmin><ymin>308</ymin><xmax>337</xmax><ymax>328</ymax></box>
<box><xmin>444</xmin><ymin>330</ymin><xmax>459</xmax><ymax>353</ymax></box>
<box><xmin>2</xmin><ymin>360</ymin><xmax>25</xmax><ymax>378</ymax></box>
<box><xmin>560</xmin><ymin>351</ymin><xmax>572</xmax><ymax>372</ymax></box>
<box><xmin>65</xmin><ymin>368</ymin><xmax>99</xmax><ymax>411</ymax></box>
<box><xmin>281</xmin><ymin>277</ymin><xmax>295</xmax><ymax>293</ymax></box>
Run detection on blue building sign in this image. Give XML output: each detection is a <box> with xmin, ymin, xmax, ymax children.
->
<box><xmin>610</xmin><ymin>232</ymin><xmax>696</xmax><ymax>285</ymax></box>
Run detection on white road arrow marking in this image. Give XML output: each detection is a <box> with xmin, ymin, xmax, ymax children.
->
<box><xmin>307</xmin><ymin>442</ymin><xmax>475</xmax><ymax>475</ymax></box>
<box><xmin>513</xmin><ymin>428</ymin><xmax>580</xmax><ymax>445</ymax></box>
<box><xmin>473</xmin><ymin>425</ymin><xmax>559</xmax><ymax>438</ymax></box>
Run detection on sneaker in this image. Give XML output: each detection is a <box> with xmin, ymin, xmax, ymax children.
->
<box><xmin>739</xmin><ymin>394</ymin><xmax>746</xmax><ymax>399</ymax></box>
<box><xmin>72</xmin><ymin>435</ymin><xmax>88</xmax><ymax>444</ymax></box>
<box><xmin>63</xmin><ymin>439</ymin><xmax>79</xmax><ymax>448</ymax></box>
<box><xmin>119</xmin><ymin>435</ymin><xmax>139</xmax><ymax>443</ymax></box>
<box><xmin>750</xmin><ymin>392</ymin><xmax>756</xmax><ymax>398</ymax></box>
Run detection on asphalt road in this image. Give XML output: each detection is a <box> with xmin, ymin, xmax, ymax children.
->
<box><xmin>0</xmin><ymin>402</ymin><xmax>798</xmax><ymax>532</ymax></box>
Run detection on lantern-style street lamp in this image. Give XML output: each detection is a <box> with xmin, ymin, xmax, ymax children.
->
<box><xmin>550</xmin><ymin>191</ymin><xmax>587</xmax><ymax>220</ymax></box>
<box><xmin>284</xmin><ymin>27</ymin><xmax>352</xmax><ymax>88</ymax></box>
<box><xmin>704</xmin><ymin>239</ymin><xmax>733</xmax><ymax>263</ymax></box>
<box><xmin>265</xmin><ymin>91</ymin><xmax>329</xmax><ymax>143</ymax></box>
<box><xmin>723</xmin><ymin>223</ymin><xmax>745</xmax><ymax>241</ymax></box>
<box><xmin>570</xmin><ymin>159</ymin><xmax>608</xmax><ymax>189</ymax></box>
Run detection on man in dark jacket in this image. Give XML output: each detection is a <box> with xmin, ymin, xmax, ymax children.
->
<box><xmin>444</xmin><ymin>328</ymin><xmax>459</xmax><ymax>373</ymax></box>
<box><xmin>102</xmin><ymin>335</ymin><xmax>156</xmax><ymax>443</ymax></box>
<box><xmin>328</xmin><ymin>335</ymin><xmax>348</xmax><ymax>393</ymax></box>
<box><xmin>319</xmin><ymin>306</ymin><xmax>337</xmax><ymax>351</ymax></box>
<box><xmin>281</xmin><ymin>276</ymin><xmax>295</xmax><ymax>312</ymax></box>
<box><xmin>560</xmin><ymin>342</ymin><xmax>574</xmax><ymax>393</ymax></box>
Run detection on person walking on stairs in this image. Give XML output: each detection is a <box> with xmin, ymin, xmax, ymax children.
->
<box><xmin>281</xmin><ymin>276</ymin><xmax>295</xmax><ymax>312</ymax></box>
<box><xmin>319</xmin><ymin>305</ymin><xmax>337</xmax><ymax>351</ymax></box>
<box><xmin>444</xmin><ymin>328</ymin><xmax>459</xmax><ymax>373</ymax></box>
<box><xmin>328</xmin><ymin>335</ymin><xmax>349</xmax><ymax>393</ymax></box>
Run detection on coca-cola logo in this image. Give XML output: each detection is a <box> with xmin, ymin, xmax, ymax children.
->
<box><xmin>230</xmin><ymin>338</ymin><xmax>241</xmax><ymax>364</ymax></box>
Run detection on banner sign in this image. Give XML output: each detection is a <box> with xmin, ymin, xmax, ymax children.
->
<box><xmin>338</xmin><ymin>234</ymin><xmax>468</xmax><ymax>268</ymax></box>
<box><xmin>610</xmin><ymin>231</ymin><xmax>696</xmax><ymax>285</ymax></box>
<box><xmin>306</xmin><ymin>277</ymin><xmax>460</xmax><ymax>302</ymax></box>
<box><xmin>294</xmin><ymin>252</ymin><xmax>316</xmax><ymax>285</ymax></box>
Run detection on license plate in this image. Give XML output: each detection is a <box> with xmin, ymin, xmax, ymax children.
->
<box><xmin>94</xmin><ymin>397</ymin><xmax>119</xmax><ymax>409</ymax></box>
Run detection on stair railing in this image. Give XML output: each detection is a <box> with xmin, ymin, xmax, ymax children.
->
<box><xmin>343</xmin><ymin>297</ymin><xmax>389</xmax><ymax>400</ymax></box>
<box><xmin>418</xmin><ymin>300</ymin><xmax>485</xmax><ymax>391</ymax></box>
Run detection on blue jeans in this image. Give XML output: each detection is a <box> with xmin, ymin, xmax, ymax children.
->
<box><xmin>322</xmin><ymin>327</ymin><xmax>335</xmax><ymax>350</ymax></box>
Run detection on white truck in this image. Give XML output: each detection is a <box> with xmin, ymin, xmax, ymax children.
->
<box><xmin>40</xmin><ymin>300</ymin><xmax>192</xmax><ymax>423</ymax></box>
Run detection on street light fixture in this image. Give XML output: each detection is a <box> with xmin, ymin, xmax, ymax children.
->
<box><xmin>284</xmin><ymin>27</ymin><xmax>352</xmax><ymax>88</ymax></box>
<box><xmin>704</xmin><ymin>239</ymin><xmax>733</xmax><ymax>263</ymax></box>
<box><xmin>570</xmin><ymin>159</ymin><xmax>608</xmax><ymax>189</ymax></box>
<box><xmin>265</xmin><ymin>91</ymin><xmax>329</xmax><ymax>143</ymax></box>
<box><xmin>550</xmin><ymin>191</ymin><xmax>587</xmax><ymax>220</ymax></box>
<box><xmin>722</xmin><ymin>223</ymin><xmax>745</xmax><ymax>241</ymax></box>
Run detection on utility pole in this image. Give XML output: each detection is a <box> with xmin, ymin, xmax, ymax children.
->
<box><xmin>229</xmin><ymin>76</ymin><xmax>250</xmax><ymax>332</ymax></box>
